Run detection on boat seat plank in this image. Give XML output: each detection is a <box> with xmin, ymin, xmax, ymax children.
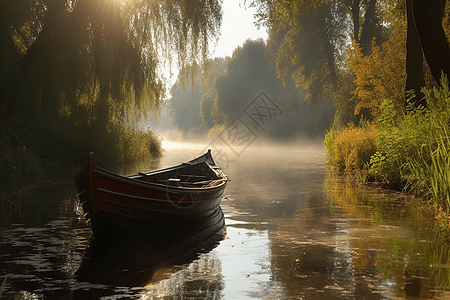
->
<box><xmin>177</xmin><ymin>174</ymin><xmax>209</xmax><ymax>179</ymax></box>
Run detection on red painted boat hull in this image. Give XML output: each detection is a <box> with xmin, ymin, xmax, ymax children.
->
<box><xmin>75</xmin><ymin>150</ymin><xmax>228</xmax><ymax>235</ymax></box>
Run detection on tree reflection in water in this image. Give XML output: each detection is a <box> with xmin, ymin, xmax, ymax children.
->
<box><xmin>4</xmin><ymin>148</ymin><xmax>450</xmax><ymax>299</ymax></box>
<box><xmin>318</xmin><ymin>170</ymin><xmax>450</xmax><ymax>299</ymax></box>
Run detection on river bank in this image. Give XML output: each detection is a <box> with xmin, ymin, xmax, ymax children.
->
<box><xmin>0</xmin><ymin>120</ymin><xmax>162</xmax><ymax>198</ymax></box>
<box><xmin>324</xmin><ymin>81</ymin><xmax>450</xmax><ymax>241</ymax></box>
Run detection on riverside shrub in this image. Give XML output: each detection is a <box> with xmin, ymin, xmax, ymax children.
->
<box><xmin>331</xmin><ymin>124</ymin><xmax>378</xmax><ymax>171</ymax></box>
<box><xmin>369</xmin><ymin>98</ymin><xmax>429</xmax><ymax>188</ymax></box>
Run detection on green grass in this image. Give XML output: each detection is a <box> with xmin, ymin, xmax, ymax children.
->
<box><xmin>404</xmin><ymin>78</ymin><xmax>450</xmax><ymax>210</ymax></box>
<box><xmin>0</xmin><ymin>119</ymin><xmax>162</xmax><ymax>197</ymax></box>
<box><xmin>364</xmin><ymin>76</ymin><xmax>450</xmax><ymax>233</ymax></box>
<box><xmin>325</xmin><ymin>76</ymin><xmax>450</xmax><ymax>237</ymax></box>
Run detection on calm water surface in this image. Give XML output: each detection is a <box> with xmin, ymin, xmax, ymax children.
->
<box><xmin>1</xmin><ymin>143</ymin><xmax>450</xmax><ymax>299</ymax></box>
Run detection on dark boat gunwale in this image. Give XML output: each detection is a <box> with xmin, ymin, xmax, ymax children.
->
<box><xmin>91</xmin><ymin>149</ymin><xmax>228</xmax><ymax>192</ymax></box>
<box><xmin>75</xmin><ymin>150</ymin><xmax>229</xmax><ymax>234</ymax></box>
<box><xmin>94</xmin><ymin>165</ymin><xmax>227</xmax><ymax>193</ymax></box>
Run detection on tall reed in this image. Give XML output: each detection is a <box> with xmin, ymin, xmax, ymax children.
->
<box><xmin>405</xmin><ymin>77</ymin><xmax>450</xmax><ymax>210</ymax></box>
<box><xmin>323</xmin><ymin>128</ymin><xmax>338</xmax><ymax>158</ymax></box>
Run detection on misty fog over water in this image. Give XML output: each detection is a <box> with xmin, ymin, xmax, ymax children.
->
<box><xmin>145</xmin><ymin>143</ymin><xmax>450</xmax><ymax>299</ymax></box>
<box><xmin>143</xmin><ymin>40</ymin><xmax>335</xmax><ymax>143</ymax></box>
<box><xmin>1</xmin><ymin>142</ymin><xmax>450</xmax><ymax>299</ymax></box>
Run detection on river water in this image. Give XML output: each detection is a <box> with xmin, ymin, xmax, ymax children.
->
<box><xmin>1</xmin><ymin>142</ymin><xmax>450</xmax><ymax>299</ymax></box>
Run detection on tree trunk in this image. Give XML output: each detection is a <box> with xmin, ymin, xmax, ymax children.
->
<box><xmin>324</xmin><ymin>38</ymin><xmax>338</xmax><ymax>88</ymax></box>
<box><xmin>405</xmin><ymin>0</ymin><xmax>426</xmax><ymax>108</ymax></box>
<box><xmin>351</xmin><ymin>0</ymin><xmax>360</xmax><ymax>43</ymax></box>
<box><xmin>412</xmin><ymin>0</ymin><xmax>450</xmax><ymax>88</ymax></box>
<box><xmin>321</xmin><ymin>4</ymin><xmax>338</xmax><ymax>88</ymax></box>
<box><xmin>359</xmin><ymin>0</ymin><xmax>378</xmax><ymax>55</ymax></box>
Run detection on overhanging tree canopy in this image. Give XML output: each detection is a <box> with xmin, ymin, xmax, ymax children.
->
<box><xmin>253</xmin><ymin>0</ymin><xmax>385</xmax><ymax>105</ymax></box>
<box><xmin>0</xmin><ymin>0</ymin><xmax>222</xmax><ymax>125</ymax></box>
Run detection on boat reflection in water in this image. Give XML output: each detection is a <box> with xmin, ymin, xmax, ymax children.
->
<box><xmin>76</xmin><ymin>208</ymin><xmax>225</xmax><ymax>286</ymax></box>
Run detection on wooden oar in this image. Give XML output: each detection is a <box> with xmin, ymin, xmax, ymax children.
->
<box><xmin>192</xmin><ymin>178</ymin><xmax>229</xmax><ymax>185</ymax></box>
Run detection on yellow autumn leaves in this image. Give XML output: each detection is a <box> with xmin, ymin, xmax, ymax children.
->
<box><xmin>347</xmin><ymin>25</ymin><xmax>407</xmax><ymax>119</ymax></box>
<box><xmin>330</xmin><ymin>124</ymin><xmax>378</xmax><ymax>171</ymax></box>
<box><xmin>326</xmin><ymin>24</ymin><xmax>407</xmax><ymax>171</ymax></box>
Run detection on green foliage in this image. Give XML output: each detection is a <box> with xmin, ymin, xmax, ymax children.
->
<box><xmin>368</xmin><ymin>98</ymin><xmax>428</xmax><ymax>188</ymax></box>
<box><xmin>213</xmin><ymin>39</ymin><xmax>271</xmax><ymax>120</ymax></box>
<box><xmin>367</xmin><ymin>76</ymin><xmax>450</xmax><ymax>211</ymax></box>
<box><xmin>0</xmin><ymin>119</ymin><xmax>162</xmax><ymax>195</ymax></box>
<box><xmin>1</xmin><ymin>0</ymin><xmax>223</xmax><ymax>127</ymax></box>
<box><xmin>1</xmin><ymin>0</ymin><xmax>223</xmax><ymax>123</ymax></box>
<box><xmin>0</xmin><ymin>0</ymin><xmax>220</xmax><ymax>193</ymax></box>
<box><xmin>109</xmin><ymin>126</ymin><xmax>162</xmax><ymax>165</ymax></box>
<box><xmin>170</xmin><ymin>71</ymin><xmax>207</xmax><ymax>136</ymax></box>
<box><xmin>323</xmin><ymin>128</ymin><xmax>338</xmax><ymax>158</ymax></box>
<box><xmin>255</xmin><ymin>0</ymin><xmax>388</xmax><ymax>107</ymax></box>
<box><xmin>329</xmin><ymin>74</ymin><xmax>450</xmax><ymax>218</ymax></box>
<box><xmin>264</xmin><ymin>1</ymin><xmax>346</xmax><ymax>104</ymax></box>
<box><xmin>216</xmin><ymin>39</ymin><xmax>335</xmax><ymax>139</ymax></box>
<box><xmin>369</xmin><ymin>99</ymin><xmax>399</xmax><ymax>184</ymax></box>
<box><xmin>405</xmin><ymin>77</ymin><xmax>450</xmax><ymax>208</ymax></box>
<box><xmin>377</xmin><ymin>98</ymin><xmax>397</xmax><ymax>132</ymax></box>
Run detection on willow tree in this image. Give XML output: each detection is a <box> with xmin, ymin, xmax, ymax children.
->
<box><xmin>1</xmin><ymin>0</ymin><xmax>222</xmax><ymax>128</ymax></box>
<box><xmin>254</xmin><ymin>0</ymin><xmax>384</xmax><ymax>106</ymax></box>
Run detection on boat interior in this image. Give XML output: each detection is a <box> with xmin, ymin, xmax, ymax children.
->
<box><xmin>130</xmin><ymin>162</ymin><xmax>226</xmax><ymax>188</ymax></box>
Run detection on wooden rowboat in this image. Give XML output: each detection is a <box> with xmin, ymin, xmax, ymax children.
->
<box><xmin>75</xmin><ymin>150</ymin><xmax>228</xmax><ymax>235</ymax></box>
